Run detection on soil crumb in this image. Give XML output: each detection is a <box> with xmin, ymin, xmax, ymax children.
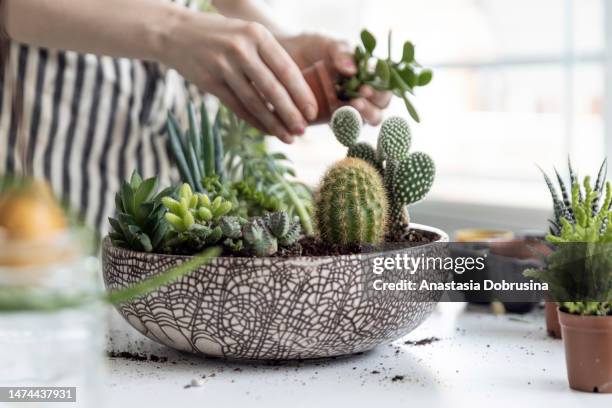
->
<box><xmin>403</xmin><ymin>337</ymin><xmax>441</xmax><ymax>346</ymax></box>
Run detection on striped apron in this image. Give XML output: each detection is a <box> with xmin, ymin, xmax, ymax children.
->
<box><xmin>0</xmin><ymin>0</ymin><xmax>203</xmax><ymax>234</ymax></box>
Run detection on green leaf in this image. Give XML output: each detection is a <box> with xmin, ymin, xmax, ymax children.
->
<box><xmin>390</xmin><ymin>68</ymin><xmax>412</xmax><ymax>94</ymax></box>
<box><xmin>167</xmin><ymin>113</ymin><xmax>196</xmax><ymax>188</ymax></box>
<box><xmin>375</xmin><ymin>60</ymin><xmax>390</xmax><ymax>84</ymax></box>
<box><xmin>417</xmin><ymin>69</ymin><xmax>433</xmax><ymax>86</ymax></box>
<box><xmin>105</xmin><ymin>247</ymin><xmax>221</xmax><ymax>305</ymax></box>
<box><xmin>399</xmin><ymin>67</ymin><xmax>417</xmax><ymax>88</ymax></box>
<box><xmin>361</xmin><ymin>29</ymin><xmax>376</xmax><ymax>54</ymax></box>
<box><xmin>387</xmin><ymin>31</ymin><xmax>393</xmax><ymax>60</ymax></box>
<box><xmin>134</xmin><ymin>177</ymin><xmax>159</xmax><ymax>205</ymax></box>
<box><xmin>402</xmin><ymin>95</ymin><xmax>421</xmax><ymax>123</ymax></box>
<box><xmin>187</xmin><ymin>102</ymin><xmax>202</xmax><ymax>164</ymax></box>
<box><xmin>129</xmin><ymin>171</ymin><xmax>142</xmax><ymax>189</ymax></box>
<box><xmin>201</xmin><ymin>102</ymin><xmax>215</xmax><ymax>177</ymax></box>
<box><xmin>402</xmin><ymin>41</ymin><xmax>415</xmax><ymax>63</ymax></box>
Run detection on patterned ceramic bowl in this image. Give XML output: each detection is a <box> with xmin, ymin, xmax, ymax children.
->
<box><xmin>102</xmin><ymin>223</ymin><xmax>449</xmax><ymax>360</ymax></box>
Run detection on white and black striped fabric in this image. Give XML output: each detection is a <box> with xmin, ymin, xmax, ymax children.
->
<box><xmin>0</xmin><ymin>0</ymin><xmax>202</xmax><ymax>234</ymax></box>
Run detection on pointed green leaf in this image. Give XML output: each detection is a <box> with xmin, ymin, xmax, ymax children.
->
<box><xmin>201</xmin><ymin>102</ymin><xmax>215</xmax><ymax>177</ymax></box>
<box><xmin>167</xmin><ymin>112</ymin><xmax>196</xmax><ymax>188</ymax></box>
<box><xmin>402</xmin><ymin>95</ymin><xmax>420</xmax><ymax>123</ymax></box>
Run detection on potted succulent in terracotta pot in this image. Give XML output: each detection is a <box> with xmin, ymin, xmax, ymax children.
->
<box><xmin>102</xmin><ymin>103</ymin><xmax>449</xmax><ymax>360</ymax></box>
<box><xmin>302</xmin><ymin>30</ymin><xmax>433</xmax><ymax>123</ymax></box>
<box><xmin>526</xmin><ymin>173</ymin><xmax>612</xmax><ymax>393</ymax></box>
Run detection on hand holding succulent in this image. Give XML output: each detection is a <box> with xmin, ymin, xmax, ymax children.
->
<box><xmin>339</xmin><ymin>30</ymin><xmax>433</xmax><ymax>123</ymax></box>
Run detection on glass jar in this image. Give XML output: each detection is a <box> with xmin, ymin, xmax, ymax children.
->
<box><xmin>0</xmin><ymin>231</ymin><xmax>105</xmax><ymax>407</ymax></box>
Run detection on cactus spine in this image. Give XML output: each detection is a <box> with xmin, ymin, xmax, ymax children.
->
<box><xmin>328</xmin><ymin>107</ymin><xmax>435</xmax><ymax>239</ymax></box>
<box><xmin>315</xmin><ymin>158</ymin><xmax>388</xmax><ymax>245</ymax></box>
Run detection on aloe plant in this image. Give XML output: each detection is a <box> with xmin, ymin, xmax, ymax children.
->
<box><xmin>338</xmin><ymin>30</ymin><xmax>433</xmax><ymax>123</ymax></box>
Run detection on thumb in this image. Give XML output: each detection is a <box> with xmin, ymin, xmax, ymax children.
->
<box><xmin>329</xmin><ymin>41</ymin><xmax>357</xmax><ymax>76</ymax></box>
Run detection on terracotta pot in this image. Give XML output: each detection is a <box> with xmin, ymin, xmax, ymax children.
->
<box><xmin>545</xmin><ymin>301</ymin><xmax>562</xmax><ymax>339</ymax></box>
<box><xmin>302</xmin><ymin>60</ymin><xmax>342</xmax><ymax>124</ymax></box>
<box><xmin>559</xmin><ymin>309</ymin><xmax>612</xmax><ymax>393</ymax></box>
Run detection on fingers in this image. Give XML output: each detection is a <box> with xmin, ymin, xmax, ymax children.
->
<box><xmin>328</xmin><ymin>40</ymin><xmax>357</xmax><ymax>77</ymax></box>
<box><xmin>257</xmin><ymin>35</ymin><xmax>318</xmax><ymax>125</ymax></box>
<box><xmin>350</xmin><ymin>98</ymin><xmax>384</xmax><ymax>126</ymax></box>
<box><xmin>360</xmin><ymin>85</ymin><xmax>392</xmax><ymax>109</ymax></box>
<box><xmin>210</xmin><ymin>83</ymin><xmax>295</xmax><ymax>144</ymax></box>
<box><xmin>222</xmin><ymin>67</ymin><xmax>295</xmax><ymax>143</ymax></box>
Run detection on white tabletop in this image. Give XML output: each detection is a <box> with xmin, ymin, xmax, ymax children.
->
<box><xmin>104</xmin><ymin>304</ymin><xmax>611</xmax><ymax>408</ymax></box>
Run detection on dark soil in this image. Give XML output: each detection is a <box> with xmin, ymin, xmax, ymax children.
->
<box><xmin>107</xmin><ymin>351</ymin><xmax>168</xmax><ymax>363</ymax></box>
<box><xmin>403</xmin><ymin>337</ymin><xmax>441</xmax><ymax>346</ymax></box>
<box><xmin>252</xmin><ymin>228</ymin><xmax>439</xmax><ymax>258</ymax></box>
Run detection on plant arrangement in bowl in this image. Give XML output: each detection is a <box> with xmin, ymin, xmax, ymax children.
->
<box><xmin>302</xmin><ymin>30</ymin><xmax>433</xmax><ymax>123</ymax></box>
<box><xmin>102</xmin><ymin>101</ymin><xmax>449</xmax><ymax>360</ymax></box>
<box><xmin>526</xmin><ymin>171</ymin><xmax>612</xmax><ymax>393</ymax></box>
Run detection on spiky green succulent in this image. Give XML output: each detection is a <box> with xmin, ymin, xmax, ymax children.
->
<box><xmin>540</xmin><ymin>158</ymin><xmax>608</xmax><ymax>236</ymax></box>
<box><xmin>220</xmin><ymin>211</ymin><xmax>301</xmax><ymax>257</ymax></box>
<box><xmin>328</xmin><ymin>107</ymin><xmax>435</xmax><ymax>239</ymax></box>
<box><xmin>161</xmin><ymin>183</ymin><xmax>233</xmax><ymax>253</ymax></box>
<box><xmin>524</xmin><ymin>175</ymin><xmax>612</xmax><ymax>308</ymax></box>
<box><xmin>108</xmin><ymin>172</ymin><xmax>173</xmax><ymax>252</ymax></box>
<box><xmin>315</xmin><ymin>158</ymin><xmax>388</xmax><ymax>245</ymax></box>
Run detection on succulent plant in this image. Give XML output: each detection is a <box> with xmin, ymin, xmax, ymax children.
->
<box><xmin>108</xmin><ymin>172</ymin><xmax>173</xmax><ymax>253</ymax></box>
<box><xmin>540</xmin><ymin>158</ymin><xmax>609</xmax><ymax>236</ymax></box>
<box><xmin>167</xmin><ymin>101</ymin><xmax>224</xmax><ymax>194</ymax></box>
<box><xmin>328</xmin><ymin>107</ymin><xmax>435</xmax><ymax>239</ymax></box>
<box><xmin>315</xmin><ymin>158</ymin><xmax>388</xmax><ymax>245</ymax></box>
<box><xmin>220</xmin><ymin>211</ymin><xmax>301</xmax><ymax>257</ymax></box>
<box><xmin>161</xmin><ymin>183</ymin><xmax>233</xmax><ymax>253</ymax></box>
<box><xmin>337</xmin><ymin>30</ymin><xmax>433</xmax><ymax>123</ymax></box>
<box><xmin>525</xmin><ymin>176</ymin><xmax>612</xmax><ymax>307</ymax></box>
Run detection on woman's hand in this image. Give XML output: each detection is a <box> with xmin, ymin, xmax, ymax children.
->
<box><xmin>163</xmin><ymin>12</ymin><xmax>318</xmax><ymax>143</ymax></box>
<box><xmin>280</xmin><ymin>34</ymin><xmax>392</xmax><ymax>126</ymax></box>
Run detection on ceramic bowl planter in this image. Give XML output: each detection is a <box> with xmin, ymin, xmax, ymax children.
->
<box><xmin>558</xmin><ymin>309</ymin><xmax>612</xmax><ymax>393</ymax></box>
<box><xmin>302</xmin><ymin>60</ymin><xmax>342</xmax><ymax>124</ymax></box>
<box><xmin>103</xmin><ymin>224</ymin><xmax>449</xmax><ymax>360</ymax></box>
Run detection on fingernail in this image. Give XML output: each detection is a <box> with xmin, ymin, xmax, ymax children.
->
<box><xmin>304</xmin><ymin>104</ymin><xmax>317</xmax><ymax>121</ymax></box>
<box><xmin>293</xmin><ymin>125</ymin><xmax>305</xmax><ymax>136</ymax></box>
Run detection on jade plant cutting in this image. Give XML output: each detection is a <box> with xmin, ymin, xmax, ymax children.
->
<box><xmin>302</xmin><ymin>30</ymin><xmax>433</xmax><ymax>123</ymax></box>
<box><xmin>327</xmin><ymin>106</ymin><xmax>435</xmax><ymax>240</ymax></box>
<box><xmin>339</xmin><ymin>30</ymin><xmax>433</xmax><ymax>123</ymax></box>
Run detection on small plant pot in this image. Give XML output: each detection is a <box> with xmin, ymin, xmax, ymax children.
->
<box><xmin>545</xmin><ymin>301</ymin><xmax>562</xmax><ymax>339</ymax></box>
<box><xmin>559</xmin><ymin>309</ymin><xmax>612</xmax><ymax>393</ymax></box>
<box><xmin>302</xmin><ymin>60</ymin><xmax>342</xmax><ymax>124</ymax></box>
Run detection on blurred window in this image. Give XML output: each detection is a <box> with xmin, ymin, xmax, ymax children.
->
<box><xmin>267</xmin><ymin>0</ymin><xmax>608</xmax><ymax>209</ymax></box>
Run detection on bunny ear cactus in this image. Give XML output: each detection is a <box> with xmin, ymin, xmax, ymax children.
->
<box><xmin>328</xmin><ymin>108</ymin><xmax>435</xmax><ymax>240</ymax></box>
<box><xmin>315</xmin><ymin>158</ymin><xmax>388</xmax><ymax>245</ymax></box>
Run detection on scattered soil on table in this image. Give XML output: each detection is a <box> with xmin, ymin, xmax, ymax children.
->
<box><xmin>107</xmin><ymin>351</ymin><xmax>168</xmax><ymax>363</ymax></box>
<box><xmin>391</xmin><ymin>375</ymin><xmax>405</xmax><ymax>382</ymax></box>
<box><xmin>403</xmin><ymin>337</ymin><xmax>440</xmax><ymax>346</ymax></box>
